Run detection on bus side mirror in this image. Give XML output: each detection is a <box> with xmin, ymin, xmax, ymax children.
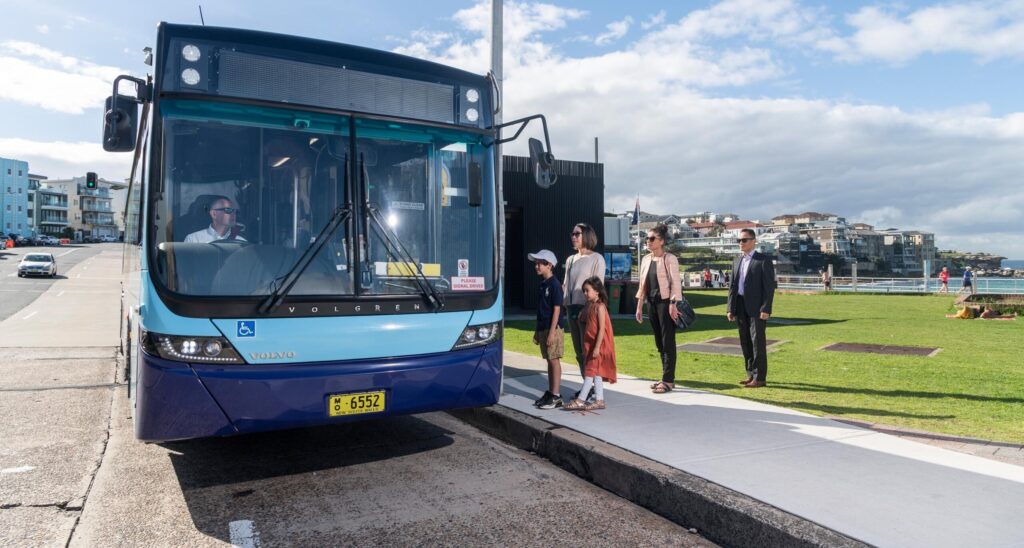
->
<box><xmin>103</xmin><ymin>95</ymin><xmax>139</xmax><ymax>152</ymax></box>
<box><xmin>468</xmin><ymin>162</ymin><xmax>482</xmax><ymax>207</ymax></box>
<box><xmin>528</xmin><ymin>137</ymin><xmax>556</xmax><ymax>189</ymax></box>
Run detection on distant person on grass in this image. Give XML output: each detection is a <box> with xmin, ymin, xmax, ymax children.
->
<box><xmin>529</xmin><ymin>249</ymin><xmax>567</xmax><ymax>410</ymax></box>
<box><xmin>958</xmin><ymin>266</ymin><xmax>976</xmax><ymax>295</ymax></box>
<box><xmin>820</xmin><ymin>268</ymin><xmax>831</xmax><ymax>291</ymax></box>
<box><xmin>703</xmin><ymin>267</ymin><xmax>713</xmax><ymax>288</ymax></box>
<box><xmin>938</xmin><ymin>267</ymin><xmax>950</xmax><ymax>294</ymax></box>
<box><xmin>727</xmin><ymin>228</ymin><xmax>776</xmax><ymax>389</ymax></box>
<box><xmin>564</xmin><ymin>276</ymin><xmax>617</xmax><ymax>411</ymax></box>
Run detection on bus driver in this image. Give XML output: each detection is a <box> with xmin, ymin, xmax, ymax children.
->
<box><xmin>185</xmin><ymin>196</ymin><xmax>247</xmax><ymax>243</ymax></box>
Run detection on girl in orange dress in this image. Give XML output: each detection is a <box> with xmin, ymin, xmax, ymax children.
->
<box><xmin>564</xmin><ymin>276</ymin><xmax>617</xmax><ymax>411</ymax></box>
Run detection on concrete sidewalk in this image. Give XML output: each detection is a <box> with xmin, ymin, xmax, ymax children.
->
<box><xmin>494</xmin><ymin>351</ymin><xmax>1024</xmax><ymax>548</ymax></box>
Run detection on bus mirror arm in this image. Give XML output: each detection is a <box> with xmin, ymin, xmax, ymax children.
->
<box><xmin>493</xmin><ymin>114</ymin><xmax>552</xmax><ymax>152</ymax></box>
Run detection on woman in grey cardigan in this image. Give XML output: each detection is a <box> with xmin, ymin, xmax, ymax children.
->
<box><xmin>635</xmin><ymin>224</ymin><xmax>682</xmax><ymax>393</ymax></box>
<box><xmin>563</xmin><ymin>222</ymin><xmax>606</xmax><ymax>383</ymax></box>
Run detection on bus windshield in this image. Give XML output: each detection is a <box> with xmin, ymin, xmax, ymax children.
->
<box><xmin>151</xmin><ymin>99</ymin><xmax>495</xmax><ymax>299</ymax></box>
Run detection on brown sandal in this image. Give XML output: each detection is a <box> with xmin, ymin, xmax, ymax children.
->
<box><xmin>584</xmin><ymin>400</ymin><xmax>605</xmax><ymax>410</ymax></box>
<box><xmin>563</xmin><ymin>399</ymin><xmax>587</xmax><ymax>410</ymax></box>
<box><xmin>652</xmin><ymin>382</ymin><xmax>674</xmax><ymax>394</ymax></box>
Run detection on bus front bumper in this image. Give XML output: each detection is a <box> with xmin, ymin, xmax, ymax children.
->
<box><xmin>134</xmin><ymin>342</ymin><xmax>502</xmax><ymax>442</ymax></box>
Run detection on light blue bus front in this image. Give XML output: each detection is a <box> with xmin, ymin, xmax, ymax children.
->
<box><xmin>135</xmin><ymin>97</ymin><xmax>502</xmax><ymax>441</ymax></box>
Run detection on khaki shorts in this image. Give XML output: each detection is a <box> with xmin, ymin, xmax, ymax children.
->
<box><xmin>536</xmin><ymin>327</ymin><xmax>565</xmax><ymax>360</ymax></box>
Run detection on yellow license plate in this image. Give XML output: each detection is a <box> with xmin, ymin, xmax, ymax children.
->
<box><xmin>327</xmin><ymin>391</ymin><xmax>386</xmax><ymax>417</ymax></box>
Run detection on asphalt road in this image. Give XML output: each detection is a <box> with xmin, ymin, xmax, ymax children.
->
<box><xmin>0</xmin><ymin>245</ymin><xmax>714</xmax><ymax>547</ymax></box>
<box><xmin>0</xmin><ymin>243</ymin><xmax>108</xmax><ymax>322</ymax></box>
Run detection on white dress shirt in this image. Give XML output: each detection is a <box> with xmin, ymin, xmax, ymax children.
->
<box><xmin>738</xmin><ymin>250</ymin><xmax>754</xmax><ymax>296</ymax></box>
<box><xmin>184</xmin><ymin>225</ymin><xmax>247</xmax><ymax>243</ymax></box>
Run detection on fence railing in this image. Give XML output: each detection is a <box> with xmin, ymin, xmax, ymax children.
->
<box><xmin>776</xmin><ymin>275</ymin><xmax>1024</xmax><ymax>295</ymax></box>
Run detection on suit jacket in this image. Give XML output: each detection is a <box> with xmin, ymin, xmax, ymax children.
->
<box><xmin>727</xmin><ymin>251</ymin><xmax>776</xmax><ymax>317</ymax></box>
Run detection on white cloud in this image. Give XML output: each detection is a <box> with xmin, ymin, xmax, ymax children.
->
<box><xmin>392</xmin><ymin>1</ymin><xmax>1024</xmax><ymax>257</ymax></box>
<box><xmin>594</xmin><ymin>16</ymin><xmax>633</xmax><ymax>46</ymax></box>
<box><xmin>0</xmin><ymin>41</ymin><xmax>128</xmax><ymax>114</ymax></box>
<box><xmin>641</xmin><ymin>10</ymin><xmax>666</xmax><ymax>31</ymax></box>
<box><xmin>825</xmin><ymin>2</ymin><xmax>1024</xmax><ymax>63</ymax></box>
<box><xmin>35</xmin><ymin>24</ymin><xmax>49</xmax><ymax>34</ymax></box>
<box><xmin>0</xmin><ymin>138</ymin><xmax>132</xmax><ymax>181</ymax></box>
<box><xmin>655</xmin><ymin>0</ymin><xmax>833</xmax><ymax>46</ymax></box>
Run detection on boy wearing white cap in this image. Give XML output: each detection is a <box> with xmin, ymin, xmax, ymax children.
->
<box><xmin>529</xmin><ymin>249</ymin><xmax>567</xmax><ymax>409</ymax></box>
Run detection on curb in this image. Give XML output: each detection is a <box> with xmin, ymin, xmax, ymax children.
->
<box><xmin>449</xmin><ymin>405</ymin><xmax>867</xmax><ymax>548</ymax></box>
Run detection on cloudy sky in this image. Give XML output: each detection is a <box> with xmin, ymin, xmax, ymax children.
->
<box><xmin>1</xmin><ymin>1</ymin><xmax>1022</xmax><ymax>258</ymax></box>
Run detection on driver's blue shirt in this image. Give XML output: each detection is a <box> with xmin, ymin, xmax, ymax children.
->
<box><xmin>184</xmin><ymin>225</ymin><xmax>247</xmax><ymax>243</ymax></box>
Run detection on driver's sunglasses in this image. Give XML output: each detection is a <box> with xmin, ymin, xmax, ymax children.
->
<box><xmin>646</xmin><ymin>236</ymin><xmax>658</xmax><ymax>241</ymax></box>
<box><xmin>736</xmin><ymin>238</ymin><xmax>752</xmax><ymax>243</ymax></box>
<box><xmin>570</xmin><ymin>231</ymin><xmax>582</xmax><ymax>237</ymax></box>
<box><xmin>212</xmin><ymin>207</ymin><xmax>240</xmax><ymax>214</ymax></box>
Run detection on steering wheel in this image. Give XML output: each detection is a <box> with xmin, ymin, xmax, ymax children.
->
<box><xmin>210</xmin><ymin>238</ymin><xmax>252</xmax><ymax>247</ymax></box>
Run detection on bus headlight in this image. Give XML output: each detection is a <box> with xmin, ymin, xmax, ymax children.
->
<box><xmin>181</xmin><ymin>68</ymin><xmax>201</xmax><ymax>86</ymax></box>
<box><xmin>452</xmin><ymin>322</ymin><xmax>500</xmax><ymax>350</ymax></box>
<box><xmin>141</xmin><ymin>329</ymin><xmax>245</xmax><ymax>364</ymax></box>
<box><xmin>465</xmin><ymin>88</ymin><xmax>479</xmax><ymax>103</ymax></box>
<box><xmin>182</xmin><ymin>44</ymin><xmax>201</xmax><ymax>62</ymax></box>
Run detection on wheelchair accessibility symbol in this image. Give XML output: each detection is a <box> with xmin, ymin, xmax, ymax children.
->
<box><xmin>237</xmin><ymin>321</ymin><xmax>256</xmax><ymax>337</ymax></box>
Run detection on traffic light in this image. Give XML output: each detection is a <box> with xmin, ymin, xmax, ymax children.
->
<box><xmin>86</xmin><ymin>172</ymin><xmax>97</xmax><ymax>189</ymax></box>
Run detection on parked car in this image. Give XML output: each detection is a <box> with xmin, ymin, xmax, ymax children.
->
<box><xmin>38</xmin><ymin>235</ymin><xmax>60</xmax><ymax>246</ymax></box>
<box><xmin>99</xmin><ymin>235</ymin><xmax>118</xmax><ymax>243</ymax></box>
<box><xmin>18</xmin><ymin>253</ymin><xmax>57</xmax><ymax>278</ymax></box>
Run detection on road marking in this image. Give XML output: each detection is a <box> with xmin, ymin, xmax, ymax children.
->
<box><xmin>22</xmin><ymin>311</ymin><xmax>38</xmax><ymax>320</ymax></box>
<box><xmin>228</xmin><ymin>520</ymin><xmax>260</xmax><ymax>548</ymax></box>
<box><xmin>59</xmin><ymin>248</ymin><xmax>78</xmax><ymax>256</ymax></box>
<box><xmin>76</xmin><ymin>273</ymin><xmax>82</xmax><ymax>279</ymax></box>
<box><xmin>57</xmin><ymin>291</ymin><xmax>65</xmax><ymax>297</ymax></box>
<box><xmin>1</xmin><ymin>466</ymin><xmax>35</xmax><ymax>474</ymax></box>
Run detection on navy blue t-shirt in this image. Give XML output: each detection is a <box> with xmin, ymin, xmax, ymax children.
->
<box><xmin>536</xmin><ymin>276</ymin><xmax>568</xmax><ymax>331</ymax></box>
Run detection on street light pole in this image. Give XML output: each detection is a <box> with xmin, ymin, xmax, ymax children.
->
<box><xmin>492</xmin><ymin>0</ymin><xmax>504</xmax><ymax>293</ymax></box>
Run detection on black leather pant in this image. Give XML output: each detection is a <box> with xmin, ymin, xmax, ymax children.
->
<box><xmin>648</xmin><ymin>299</ymin><xmax>677</xmax><ymax>383</ymax></box>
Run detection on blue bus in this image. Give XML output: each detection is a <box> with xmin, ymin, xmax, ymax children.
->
<box><xmin>106</xmin><ymin>23</ymin><xmax>555</xmax><ymax>441</ymax></box>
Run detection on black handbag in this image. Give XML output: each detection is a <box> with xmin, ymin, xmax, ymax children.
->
<box><xmin>661</xmin><ymin>255</ymin><xmax>696</xmax><ymax>331</ymax></box>
<box><xmin>673</xmin><ymin>299</ymin><xmax>697</xmax><ymax>330</ymax></box>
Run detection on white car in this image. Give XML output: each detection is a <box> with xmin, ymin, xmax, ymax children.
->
<box><xmin>18</xmin><ymin>253</ymin><xmax>57</xmax><ymax>278</ymax></box>
<box><xmin>99</xmin><ymin>235</ymin><xmax>118</xmax><ymax>243</ymax></box>
<box><xmin>39</xmin><ymin>236</ymin><xmax>60</xmax><ymax>246</ymax></box>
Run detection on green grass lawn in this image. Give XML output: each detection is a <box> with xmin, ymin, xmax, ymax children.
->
<box><xmin>505</xmin><ymin>291</ymin><xmax>1024</xmax><ymax>444</ymax></box>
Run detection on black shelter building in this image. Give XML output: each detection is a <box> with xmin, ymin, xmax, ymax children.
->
<box><xmin>502</xmin><ymin>155</ymin><xmax>604</xmax><ymax>311</ymax></box>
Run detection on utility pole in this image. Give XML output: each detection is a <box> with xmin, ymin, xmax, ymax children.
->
<box><xmin>492</xmin><ymin>0</ymin><xmax>504</xmax><ymax>291</ymax></box>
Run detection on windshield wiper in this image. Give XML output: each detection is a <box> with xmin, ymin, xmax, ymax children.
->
<box><xmin>361</xmin><ymin>158</ymin><xmax>444</xmax><ymax>311</ymax></box>
<box><xmin>258</xmin><ymin>205</ymin><xmax>351</xmax><ymax>315</ymax></box>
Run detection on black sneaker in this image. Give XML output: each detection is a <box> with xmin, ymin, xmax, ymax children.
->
<box><xmin>539</xmin><ymin>394</ymin><xmax>562</xmax><ymax>410</ymax></box>
<box><xmin>534</xmin><ymin>391</ymin><xmax>553</xmax><ymax>407</ymax></box>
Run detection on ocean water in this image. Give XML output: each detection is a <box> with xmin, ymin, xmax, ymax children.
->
<box><xmin>1002</xmin><ymin>259</ymin><xmax>1024</xmax><ymax>269</ymax></box>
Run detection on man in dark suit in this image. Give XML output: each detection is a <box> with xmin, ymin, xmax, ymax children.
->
<box><xmin>727</xmin><ymin>229</ymin><xmax>777</xmax><ymax>388</ymax></box>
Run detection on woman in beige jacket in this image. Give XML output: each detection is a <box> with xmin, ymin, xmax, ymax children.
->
<box><xmin>635</xmin><ymin>224</ymin><xmax>682</xmax><ymax>393</ymax></box>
